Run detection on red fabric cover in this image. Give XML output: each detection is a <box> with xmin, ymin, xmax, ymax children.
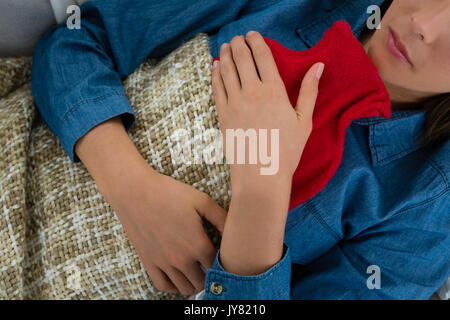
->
<box><xmin>214</xmin><ymin>21</ymin><xmax>391</xmax><ymax>210</ymax></box>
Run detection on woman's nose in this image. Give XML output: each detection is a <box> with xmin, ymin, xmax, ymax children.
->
<box><xmin>410</xmin><ymin>1</ymin><xmax>450</xmax><ymax>44</ymax></box>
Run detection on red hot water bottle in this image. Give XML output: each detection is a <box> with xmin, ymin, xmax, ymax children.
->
<box><xmin>214</xmin><ymin>21</ymin><xmax>391</xmax><ymax>210</ymax></box>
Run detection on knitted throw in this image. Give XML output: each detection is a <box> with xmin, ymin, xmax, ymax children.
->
<box><xmin>0</xmin><ymin>33</ymin><xmax>230</xmax><ymax>299</ymax></box>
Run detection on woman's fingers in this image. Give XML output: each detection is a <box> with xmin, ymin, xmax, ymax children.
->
<box><xmin>295</xmin><ymin>62</ymin><xmax>324</xmax><ymax>123</ymax></box>
<box><xmin>147</xmin><ymin>264</ymin><xmax>179</xmax><ymax>294</ymax></box>
<box><xmin>230</xmin><ymin>35</ymin><xmax>261</xmax><ymax>86</ymax></box>
<box><xmin>219</xmin><ymin>43</ymin><xmax>241</xmax><ymax>94</ymax></box>
<box><xmin>211</xmin><ymin>60</ymin><xmax>227</xmax><ymax>107</ymax></box>
<box><xmin>245</xmin><ymin>31</ymin><xmax>280</xmax><ymax>83</ymax></box>
<box><xmin>194</xmin><ymin>232</ymin><xmax>217</xmax><ymax>271</ymax></box>
<box><xmin>165</xmin><ymin>266</ymin><xmax>196</xmax><ymax>296</ymax></box>
<box><xmin>181</xmin><ymin>261</ymin><xmax>207</xmax><ymax>293</ymax></box>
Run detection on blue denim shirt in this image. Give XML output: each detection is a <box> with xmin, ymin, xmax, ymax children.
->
<box><xmin>31</xmin><ymin>0</ymin><xmax>450</xmax><ymax>299</ymax></box>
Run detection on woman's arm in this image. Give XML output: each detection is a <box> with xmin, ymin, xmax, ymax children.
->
<box><xmin>210</xmin><ymin>31</ymin><xmax>323</xmax><ymax>277</ymax></box>
<box><xmin>74</xmin><ymin>115</ymin><xmax>229</xmax><ymax>296</ymax></box>
<box><xmin>31</xmin><ymin>0</ymin><xmax>249</xmax><ymax>296</ymax></box>
<box><xmin>32</xmin><ymin>0</ymin><xmax>248</xmax><ymax>163</ymax></box>
<box><xmin>220</xmin><ymin>181</ymin><xmax>291</xmax><ymax>276</ymax></box>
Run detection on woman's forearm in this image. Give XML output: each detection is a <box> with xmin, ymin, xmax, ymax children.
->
<box><xmin>75</xmin><ymin>116</ymin><xmax>156</xmax><ymax>197</ymax></box>
<box><xmin>211</xmin><ymin>32</ymin><xmax>321</xmax><ymax>277</ymax></box>
<box><xmin>219</xmin><ymin>178</ymin><xmax>292</xmax><ymax>276</ymax></box>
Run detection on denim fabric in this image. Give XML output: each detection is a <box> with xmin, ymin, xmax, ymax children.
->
<box><xmin>31</xmin><ymin>0</ymin><xmax>450</xmax><ymax>299</ymax></box>
<box><xmin>205</xmin><ymin>246</ymin><xmax>292</xmax><ymax>300</ymax></box>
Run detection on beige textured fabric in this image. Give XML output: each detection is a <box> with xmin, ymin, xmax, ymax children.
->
<box><xmin>0</xmin><ymin>33</ymin><xmax>230</xmax><ymax>299</ymax></box>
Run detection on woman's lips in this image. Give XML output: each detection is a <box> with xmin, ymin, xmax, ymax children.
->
<box><xmin>387</xmin><ymin>27</ymin><xmax>412</xmax><ymax>66</ymax></box>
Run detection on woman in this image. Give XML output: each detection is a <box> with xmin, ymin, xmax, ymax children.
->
<box><xmin>31</xmin><ymin>0</ymin><xmax>449</xmax><ymax>299</ymax></box>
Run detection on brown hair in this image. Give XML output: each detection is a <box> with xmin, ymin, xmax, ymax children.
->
<box><xmin>420</xmin><ymin>93</ymin><xmax>450</xmax><ymax>149</ymax></box>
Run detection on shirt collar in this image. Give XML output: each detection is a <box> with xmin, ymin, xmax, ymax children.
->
<box><xmin>295</xmin><ymin>0</ymin><xmax>387</xmax><ymax>49</ymax></box>
<box><xmin>353</xmin><ymin>110</ymin><xmax>426</xmax><ymax>166</ymax></box>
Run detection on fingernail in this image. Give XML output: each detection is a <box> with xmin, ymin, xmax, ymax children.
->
<box><xmin>247</xmin><ymin>30</ymin><xmax>256</xmax><ymax>37</ymax></box>
<box><xmin>315</xmin><ymin>63</ymin><xmax>325</xmax><ymax>79</ymax></box>
<box><xmin>212</xmin><ymin>60</ymin><xmax>219</xmax><ymax>69</ymax></box>
<box><xmin>220</xmin><ymin>43</ymin><xmax>228</xmax><ymax>51</ymax></box>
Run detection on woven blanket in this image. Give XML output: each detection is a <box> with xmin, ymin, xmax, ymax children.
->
<box><xmin>0</xmin><ymin>33</ymin><xmax>230</xmax><ymax>299</ymax></box>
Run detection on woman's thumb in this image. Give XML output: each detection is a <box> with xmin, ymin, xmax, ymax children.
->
<box><xmin>294</xmin><ymin>62</ymin><xmax>324</xmax><ymax>122</ymax></box>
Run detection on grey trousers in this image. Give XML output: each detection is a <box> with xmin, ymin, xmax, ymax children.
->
<box><xmin>0</xmin><ymin>0</ymin><xmax>56</xmax><ymax>57</ymax></box>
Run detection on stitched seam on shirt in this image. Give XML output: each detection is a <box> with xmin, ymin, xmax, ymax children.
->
<box><xmin>389</xmin><ymin>151</ymin><xmax>449</xmax><ymax>217</ymax></box>
<box><xmin>376</xmin><ymin>143</ymin><xmax>422</xmax><ymax>164</ymax></box>
<box><xmin>391</xmin><ymin>186</ymin><xmax>449</xmax><ymax>218</ymax></box>
<box><xmin>372</xmin><ymin>123</ymin><xmax>379</xmax><ymax>164</ymax></box>
<box><xmin>350</xmin><ymin>109</ymin><xmax>388</xmax><ymax>166</ymax></box>
<box><xmin>304</xmin><ymin>201</ymin><xmax>340</xmax><ymax>242</ymax></box>
<box><xmin>209</xmin><ymin>265</ymin><xmax>284</xmax><ymax>282</ymax></box>
<box><xmin>60</xmin><ymin>91</ymin><xmax>123</xmax><ymax>126</ymax></box>
<box><xmin>206</xmin><ymin>276</ymin><xmax>289</xmax><ymax>300</ymax></box>
<box><xmin>300</xmin><ymin>0</ymin><xmax>352</xmax><ymax>32</ymax></box>
<box><xmin>296</xmin><ymin>0</ymin><xmax>355</xmax><ymax>47</ymax></box>
<box><xmin>422</xmin><ymin>150</ymin><xmax>449</xmax><ymax>189</ymax></box>
<box><xmin>353</xmin><ymin>111</ymin><xmax>423</xmax><ymax>125</ymax></box>
<box><xmin>375</xmin><ymin>124</ymin><xmax>424</xmax><ymax>164</ymax></box>
<box><xmin>370</xmin><ymin>117</ymin><xmax>426</xmax><ymax>165</ymax></box>
<box><xmin>208</xmin><ymin>250</ymin><xmax>290</xmax><ymax>284</ymax></box>
<box><xmin>206</xmin><ymin>277</ymin><xmax>288</xmax><ymax>299</ymax></box>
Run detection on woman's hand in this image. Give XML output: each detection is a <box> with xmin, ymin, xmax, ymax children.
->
<box><xmin>212</xmin><ymin>31</ymin><xmax>324</xmax><ymax>194</ymax></box>
<box><xmin>75</xmin><ymin>117</ymin><xmax>227</xmax><ymax>296</ymax></box>
<box><xmin>102</xmin><ymin>168</ymin><xmax>227</xmax><ymax>296</ymax></box>
<box><xmin>211</xmin><ymin>31</ymin><xmax>323</xmax><ymax>275</ymax></box>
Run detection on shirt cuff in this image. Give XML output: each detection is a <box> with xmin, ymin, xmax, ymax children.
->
<box><xmin>203</xmin><ymin>245</ymin><xmax>291</xmax><ymax>300</ymax></box>
<box><xmin>59</xmin><ymin>90</ymin><xmax>136</xmax><ymax>163</ymax></box>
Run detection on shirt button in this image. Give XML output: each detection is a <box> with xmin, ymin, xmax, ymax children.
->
<box><xmin>210</xmin><ymin>282</ymin><xmax>223</xmax><ymax>295</ymax></box>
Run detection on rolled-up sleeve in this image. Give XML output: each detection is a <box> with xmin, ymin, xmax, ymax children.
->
<box><xmin>204</xmin><ymin>245</ymin><xmax>292</xmax><ymax>300</ymax></box>
<box><xmin>32</xmin><ymin>0</ymin><xmax>247</xmax><ymax>162</ymax></box>
<box><xmin>32</xmin><ymin>24</ymin><xmax>136</xmax><ymax>162</ymax></box>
